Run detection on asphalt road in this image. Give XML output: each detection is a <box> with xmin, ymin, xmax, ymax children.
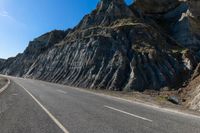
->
<box><xmin>0</xmin><ymin>76</ymin><xmax>200</xmax><ymax>133</ymax></box>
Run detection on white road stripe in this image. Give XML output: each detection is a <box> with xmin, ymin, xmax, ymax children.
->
<box><xmin>15</xmin><ymin>81</ymin><xmax>70</xmax><ymax>133</ymax></box>
<box><xmin>56</xmin><ymin>89</ymin><xmax>67</xmax><ymax>94</ymax></box>
<box><xmin>0</xmin><ymin>78</ymin><xmax>10</xmax><ymax>94</ymax></box>
<box><xmin>104</xmin><ymin>105</ymin><xmax>153</xmax><ymax>122</ymax></box>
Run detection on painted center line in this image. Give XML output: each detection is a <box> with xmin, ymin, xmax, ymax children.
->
<box><xmin>56</xmin><ymin>90</ymin><xmax>67</xmax><ymax>94</ymax></box>
<box><xmin>15</xmin><ymin>81</ymin><xmax>70</xmax><ymax>133</ymax></box>
<box><xmin>104</xmin><ymin>105</ymin><xmax>153</xmax><ymax>122</ymax></box>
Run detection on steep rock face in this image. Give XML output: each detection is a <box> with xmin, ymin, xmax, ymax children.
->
<box><xmin>0</xmin><ymin>30</ymin><xmax>68</xmax><ymax>76</ymax></box>
<box><xmin>26</xmin><ymin>22</ymin><xmax>192</xmax><ymax>91</ymax></box>
<box><xmin>180</xmin><ymin>70</ymin><xmax>200</xmax><ymax>111</ymax></box>
<box><xmin>188</xmin><ymin>0</ymin><xmax>200</xmax><ymax>20</ymax></box>
<box><xmin>187</xmin><ymin>0</ymin><xmax>200</xmax><ymax>51</ymax></box>
<box><xmin>0</xmin><ymin>0</ymin><xmax>198</xmax><ymax>92</ymax></box>
<box><xmin>134</xmin><ymin>0</ymin><xmax>180</xmax><ymax>14</ymax></box>
<box><xmin>76</xmin><ymin>0</ymin><xmax>134</xmax><ymax>29</ymax></box>
<box><xmin>133</xmin><ymin>0</ymin><xmax>200</xmax><ymax>51</ymax></box>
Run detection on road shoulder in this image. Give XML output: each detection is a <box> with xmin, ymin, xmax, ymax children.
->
<box><xmin>0</xmin><ymin>80</ymin><xmax>63</xmax><ymax>133</ymax></box>
<box><xmin>0</xmin><ymin>77</ymin><xmax>10</xmax><ymax>94</ymax></box>
<box><xmin>66</xmin><ymin>85</ymin><xmax>200</xmax><ymax>118</ymax></box>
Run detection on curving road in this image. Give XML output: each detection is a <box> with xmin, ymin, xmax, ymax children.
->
<box><xmin>0</xmin><ymin>76</ymin><xmax>200</xmax><ymax>133</ymax></box>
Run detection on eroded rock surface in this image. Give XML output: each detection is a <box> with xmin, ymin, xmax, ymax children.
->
<box><xmin>0</xmin><ymin>30</ymin><xmax>68</xmax><ymax>77</ymax></box>
<box><xmin>188</xmin><ymin>0</ymin><xmax>200</xmax><ymax>20</ymax></box>
<box><xmin>0</xmin><ymin>0</ymin><xmax>199</xmax><ymax>92</ymax></box>
<box><xmin>133</xmin><ymin>0</ymin><xmax>180</xmax><ymax>14</ymax></box>
<box><xmin>133</xmin><ymin>0</ymin><xmax>200</xmax><ymax>51</ymax></box>
<box><xmin>180</xmin><ymin>69</ymin><xmax>200</xmax><ymax>111</ymax></box>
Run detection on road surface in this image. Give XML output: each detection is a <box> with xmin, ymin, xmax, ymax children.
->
<box><xmin>0</xmin><ymin>76</ymin><xmax>200</xmax><ymax>133</ymax></box>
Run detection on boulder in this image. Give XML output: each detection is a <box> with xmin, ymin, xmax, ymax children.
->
<box><xmin>168</xmin><ymin>95</ymin><xmax>180</xmax><ymax>104</ymax></box>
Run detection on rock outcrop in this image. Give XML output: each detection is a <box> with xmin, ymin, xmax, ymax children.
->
<box><xmin>0</xmin><ymin>30</ymin><xmax>68</xmax><ymax>77</ymax></box>
<box><xmin>132</xmin><ymin>0</ymin><xmax>200</xmax><ymax>52</ymax></box>
<box><xmin>180</xmin><ymin>70</ymin><xmax>200</xmax><ymax>111</ymax></box>
<box><xmin>0</xmin><ymin>0</ymin><xmax>199</xmax><ymax>92</ymax></box>
<box><xmin>133</xmin><ymin>0</ymin><xmax>180</xmax><ymax>14</ymax></box>
<box><xmin>188</xmin><ymin>0</ymin><xmax>200</xmax><ymax>20</ymax></box>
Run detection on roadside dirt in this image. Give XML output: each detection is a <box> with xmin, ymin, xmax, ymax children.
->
<box><xmin>89</xmin><ymin>89</ymin><xmax>178</xmax><ymax>107</ymax></box>
<box><xmin>179</xmin><ymin>74</ymin><xmax>200</xmax><ymax>111</ymax></box>
<box><xmin>86</xmin><ymin>88</ymin><xmax>200</xmax><ymax>115</ymax></box>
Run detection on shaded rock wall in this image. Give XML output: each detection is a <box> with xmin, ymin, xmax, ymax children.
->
<box><xmin>133</xmin><ymin>0</ymin><xmax>200</xmax><ymax>52</ymax></box>
<box><xmin>180</xmin><ymin>67</ymin><xmax>200</xmax><ymax>111</ymax></box>
<box><xmin>25</xmin><ymin>22</ymin><xmax>192</xmax><ymax>91</ymax></box>
<box><xmin>188</xmin><ymin>0</ymin><xmax>200</xmax><ymax>20</ymax></box>
<box><xmin>134</xmin><ymin>0</ymin><xmax>180</xmax><ymax>14</ymax></box>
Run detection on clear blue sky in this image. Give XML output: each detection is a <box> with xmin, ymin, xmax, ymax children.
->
<box><xmin>0</xmin><ymin>0</ymin><xmax>133</xmax><ymax>59</ymax></box>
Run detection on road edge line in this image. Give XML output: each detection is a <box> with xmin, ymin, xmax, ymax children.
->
<box><xmin>14</xmin><ymin>81</ymin><xmax>70</xmax><ymax>133</ymax></box>
<box><xmin>3</xmin><ymin>75</ymin><xmax>200</xmax><ymax>120</ymax></box>
<box><xmin>0</xmin><ymin>78</ymin><xmax>10</xmax><ymax>94</ymax></box>
<box><xmin>104</xmin><ymin>105</ymin><xmax>153</xmax><ymax>122</ymax></box>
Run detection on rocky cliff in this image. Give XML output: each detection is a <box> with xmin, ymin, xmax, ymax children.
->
<box><xmin>180</xmin><ymin>66</ymin><xmax>200</xmax><ymax>111</ymax></box>
<box><xmin>133</xmin><ymin>0</ymin><xmax>200</xmax><ymax>51</ymax></box>
<box><xmin>0</xmin><ymin>30</ymin><xmax>68</xmax><ymax>77</ymax></box>
<box><xmin>0</xmin><ymin>0</ymin><xmax>200</xmax><ymax>93</ymax></box>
